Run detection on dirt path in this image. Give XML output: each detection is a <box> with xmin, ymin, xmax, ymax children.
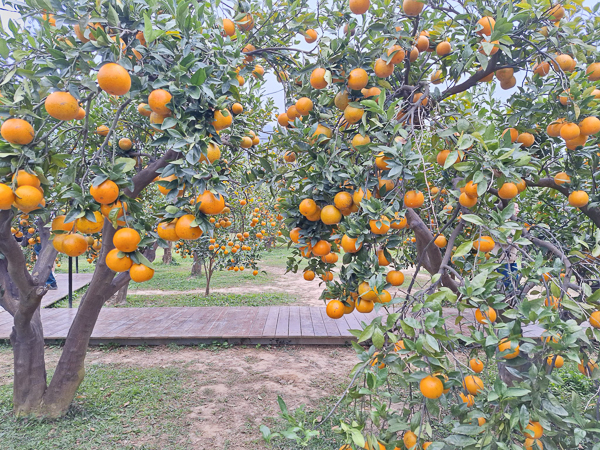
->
<box><xmin>0</xmin><ymin>345</ymin><xmax>357</xmax><ymax>449</ymax></box>
<box><xmin>129</xmin><ymin>264</ymin><xmax>431</xmax><ymax>307</ymax></box>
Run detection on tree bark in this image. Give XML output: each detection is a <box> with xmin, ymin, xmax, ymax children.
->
<box><xmin>162</xmin><ymin>242</ymin><xmax>172</xmax><ymax>265</ymax></box>
<box><xmin>191</xmin><ymin>251</ymin><xmax>202</xmax><ymax>276</ymax></box>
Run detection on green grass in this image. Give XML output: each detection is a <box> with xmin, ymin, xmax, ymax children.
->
<box><xmin>120</xmin><ymin>292</ymin><xmax>297</xmax><ymax>307</ymax></box>
<box><xmin>0</xmin><ymin>364</ymin><xmax>195</xmax><ymax>450</ymax></box>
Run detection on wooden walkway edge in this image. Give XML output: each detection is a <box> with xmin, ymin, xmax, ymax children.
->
<box><xmin>0</xmin><ymin>273</ymin><xmax>93</xmax><ymax>317</ymax></box>
<box><xmin>0</xmin><ymin>306</ymin><xmax>380</xmax><ymax>345</ymax></box>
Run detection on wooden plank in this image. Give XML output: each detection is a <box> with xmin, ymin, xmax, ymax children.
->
<box><xmin>93</xmin><ymin>308</ymin><xmax>159</xmax><ymax>338</ymax></box>
<box><xmin>319</xmin><ymin>307</ymin><xmax>341</xmax><ymax>336</ymax></box>
<box><xmin>40</xmin><ymin>273</ymin><xmax>93</xmax><ymax>308</ymax></box>
<box><xmin>310</xmin><ymin>307</ymin><xmax>328</xmax><ymax>337</ymax></box>
<box><xmin>299</xmin><ymin>307</ymin><xmax>314</xmax><ymax>336</ymax></box>
<box><xmin>174</xmin><ymin>307</ymin><xmax>220</xmax><ymax>337</ymax></box>
<box><xmin>135</xmin><ymin>308</ymin><xmax>189</xmax><ymax>337</ymax></box>
<box><xmin>247</xmin><ymin>306</ymin><xmax>270</xmax><ymax>337</ymax></box>
<box><xmin>122</xmin><ymin>308</ymin><xmax>183</xmax><ymax>337</ymax></box>
<box><xmin>344</xmin><ymin>311</ymin><xmax>364</xmax><ymax>332</ymax></box>
<box><xmin>262</xmin><ymin>307</ymin><xmax>280</xmax><ymax>337</ymax></box>
<box><xmin>333</xmin><ymin>314</ymin><xmax>353</xmax><ymax>337</ymax></box>
<box><xmin>44</xmin><ymin>309</ymin><xmax>79</xmax><ymax>338</ymax></box>
<box><xmin>275</xmin><ymin>306</ymin><xmax>290</xmax><ymax>337</ymax></box>
<box><xmin>155</xmin><ymin>308</ymin><xmax>203</xmax><ymax>337</ymax></box>
<box><xmin>227</xmin><ymin>307</ymin><xmax>257</xmax><ymax>337</ymax></box>
<box><xmin>288</xmin><ymin>306</ymin><xmax>301</xmax><ymax>337</ymax></box>
<box><xmin>199</xmin><ymin>307</ymin><xmax>229</xmax><ymax>337</ymax></box>
<box><xmin>211</xmin><ymin>307</ymin><xmax>246</xmax><ymax>338</ymax></box>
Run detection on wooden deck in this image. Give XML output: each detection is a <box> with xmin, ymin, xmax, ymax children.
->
<box><xmin>0</xmin><ymin>306</ymin><xmax>382</xmax><ymax>345</ymax></box>
<box><xmin>0</xmin><ymin>273</ymin><xmax>93</xmax><ymax>316</ymax></box>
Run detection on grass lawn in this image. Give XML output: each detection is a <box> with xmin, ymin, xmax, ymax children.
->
<box><xmin>121</xmin><ymin>292</ymin><xmax>297</xmax><ymax>307</ymax></box>
<box><xmin>55</xmin><ymin>246</ymin><xmax>295</xmax><ymax>292</ymax></box>
<box><xmin>0</xmin><ymin>362</ymin><xmax>196</xmax><ymax>450</ymax></box>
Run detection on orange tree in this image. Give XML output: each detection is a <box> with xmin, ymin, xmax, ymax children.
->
<box><xmin>174</xmin><ymin>182</ymin><xmax>285</xmax><ymax>294</ymax></box>
<box><xmin>255</xmin><ymin>0</ymin><xmax>600</xmax><ymax>448</ymax></box>
<box><xmin>0</xmin><ymin>0</ymin><xmax>291</xmax><ymax>418</ymax></box>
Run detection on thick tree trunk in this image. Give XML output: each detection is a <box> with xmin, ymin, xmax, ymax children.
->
<box><xmin>10</xmin><ymin>308</ymin><xmax>47</xmax><ymax>416</ymax></box>
<box><xmin>110</xmin><ymin>283</ymin><xmax>129</xmax><ymax>306</ymax></box>
<box><xmin>162</xmin><ymin>242</ymin><xmax>172</xmax><ymax>265</ymax></box>
<box><xmin>191</xmin><ymin>251</ymin><xmax>202</xmax><ymax>276</ymax></box>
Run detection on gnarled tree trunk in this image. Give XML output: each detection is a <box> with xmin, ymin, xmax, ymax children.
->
<box><xmin>191</xmin><ymin>250</ymin><xmax>202</xmax><ymax>276</ymax></box>
<box><xmin>162</xmin><ymin>242</ymin><xmax>172</xmax><ymax>265</ymax></box>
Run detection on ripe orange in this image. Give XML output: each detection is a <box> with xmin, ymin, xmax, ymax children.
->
<box><xmin>13</xmin><ymin>170</ymin><xmax>40</xmax><ymax>188</ymax></box>
<box><xmin>498</xmin><ymin>339</ymin><xmax>520</xmax><ymax>359</ymax></box>
<box><xmin>334</xmin><ymin>192</ymin><xmax>353</xmax><ymax>210</ymax></box>
<box><xmin>90</xmin><ymin>180</ymin><xmax>119</xmax><ymax>204</ymax></box>
<box><xmin>587</xmin><ymin>62</ymin><xmax>600</xmax><ymax>81</ymax></box>
<box><xmin>436</xmin><ymin>41</ymin><xmax>452</xmax><ymax>56</ymax></box>
<box><xmin>355</xmin><ymin>299</ymin><xmax>374</xmax><ymax>313</ymax></box>
<box><xmin>404</xmin><ymin>190</ymin><xmax>424</xmax><ymax>208</ymax></box>
<box><xmin>475</xmin><ymin>307</ymin><xmax>497</xmax><ymax>324</ymax></box>
<box><xmin>477</xmin><ymin>16</ymin><xmax>495</xmax><ymax>36</ymax></box>
<box><xmin>129</xmin><ymin>264</ymin><xmax>155</xmax><ymax>282</ymax></box>
<box><xmin>590</xmin><ymin>311</ymin><xmax>600</xmax><ymax>328</ymax></box>
<box><xmin>222</xmin><ymin>18</ymin><xmax>235</xmax><ymax>37</ymax></box>
<box><xmin>554</xmin><ymin>172</ymin><xmax>570</xmax><ymax>185</ymax></box>
<box><xmin>374</xmin><ymin>58</ymin><xmax>394</xmax><ymax>78</ymax></box>
<box><xmin>97</xmin><ymin>63</ymin><xmax>131</xmax><ymax>96</ymax></box>
<box><xmin>238</xmin><ymin>13</ymin><xmax>254</xmax><ymax>32</ymax></box>
<box><xmin>555</xmin><ymin>54</ymin><xmax>575</xmax><ymax>72</ymax></box>
<box><xmin>524</xmin><ymin>421</ymin><xmax>543</xmax><ymax>439</ymax></box>
<box><xmin>579</xmin><ymin>116</ymin><xmax>600</xmax><ymax>136</ymax></box>
<box><xmin>386</xmin><ymin>270</ymin><xmax>404</xmax><ymax>286</ymax></box>
<box><xmin>197</xmin><ymin>190</ymin><xmax>226</xmax><ymax>215</ymax></box>
<box><xmin>321</xmin><ymin>205</ymin><xmax>342</xmax><ymax>224</ymax></box>
<box><xmin>403</xmin><ymin>0</ymin><xmax>424</xmax><ymax>16</ymax></box>
<box><xmin>565</xmin><ymin>134</ymin><xmax>587</xmax><ymax>150</ymax></box>
<box><xmin>312</xmin><ymin>240</ymin><xmax>331</xmax><ymax>256</ymax></box>
<box><xmin>343</xmin><ymin>105</ymin><xmax>364</xmax><ymax>124</ymax></box>
<box><xmin>175</xmin><ymin>214</ymin><xmax>203</xmax><ymax>240</ymax></box>
<box><xmin>231</xmin><ymin>103</ymin><xmax>243</xmax><ymax>115</ymax></box>
<box><xmin>96</xmin><ymin>125</ymin><xmax>109</xmax><ymax>136</ymax></box>
<box><xmin>434</xmin><ymin>235</ymin><xmax>447</xmax><ymax>248</ymax></box>
<box><xmin>348</xmin><ymin>68</ymin><xmax>368</xmax><ymax>90</ymax></box>
<box><xmin>525</xmin><ymin>438</ymin><xmax>543</xmax><ymax>450</ymax></box>
<box><xmin>303</xmin><ymin>270</ymin><xmax>315</xmax><ymax>281</ymax></box>
<box><xmin>498</xmin><ymin>182</ymin><xmax>518</xmax><ymax>199</ymax></box>
<box><xmin>304</xmin><ymin>29</ymin><xmax>318</xmax><ymax>43</ymax></box>
<box><xmin>295</xmin><ymin>97</ymin><xmax>313</xmax><ymax>116</ymax></box>
<box><xmin>52</xmin><ymin>215</ymin><xmax>75</xmax><ymax>232</ymax></box>
<box><xmin>299</xmin><ymin>198</ymin><xmax>318</xmax><ymax>216</ymax></box>
<box><xmin>14</xmin><ymin>185</ymin><xmax>43</xmax><ymax>211</ymax></box>
<box><xmin>547</xmin><ymin>355</ymin><xmax>564</xmax><ymax>368</ymax></box>
<box><xmin>310</xmin><ymin>68</ymin><xmax>328</xmax><ymax>89</ymax></box>
<box><xmin>464</xmin><ymin>180</ymin><xmax>478</xmax><ymax>198</ymax></box>
<box><xmin>45</xmin><ymin>91</ymin><xmax>79</xmax><ymax>121</ymax></box>
<box><xmin>469</xmin><ymin>358</ymin><xmax>484</xmax><ymax>373</ymax></box>
<box><xmin>533</xmin><ymin>61</ymin><xmax>550</xmax><ymax>76</ymax></box>
<box><xmin>76</xmin><ymin>211</ymin><xmax>104</xmax><ymax>234</ymax></box>
<box><xmin>420</xmin><ymin>375</ymin><xmax>444</xmax><ymax>399</ymax></box>
<box><xmin>334</xmin><ymin>91</ymin><xmax>349</xmax><ymax>110</ymax></box>
<box><xmin>326</xmin><ymin>300</ymin><xmax>345</xmax><ymax>319</ymax></box>
<box><xmin>106</xmin><ymin>248</ymin><xmax>133</xmax><ymax>272</ymax></box>
<box><xmin>463</xmin><ymin>375</ymin><xmax>484</xmax><ymax>395</ymax></box>
<box><xmin>200</xmin><ymin>143</ymin><xmax>221</xmax><ymax>164</ymax></box>
<box><xmin>148</xmin><ymin>89</ymin><xmax>172</xmax><ymax>116</ymax></box>
<box><xmin>0</xmin><ymin>183</ymin><xmax>15</xmax><ymax>210</ymax></box>
<box><xmin>387</xmin><ymin>45</ymin><xmax>406</xmax><ymax>64</ymax></box>
<box><xmin>416</xmin><ymin>35</ymin><xmax>429</xmax><ymax>52</ymax></box>
<box><xmin>349</xmin><ymin>0</ymin><xmax>370</xmax><ymax>14</ymax></box>
<box><xmin>460</xmin><ymin>392</ymin><xmax>475</xmax><ymax>407</ymax></box>
<box><xmin>473</xmin><ymin>236</ymin><xmax>495</xmax><ymax>252</ymax></box>
<box><xmin>62</xmin><ymin>234</ymin><xmax>88</xmax><ymax>257</ymax></box>
<box><xmin>341</xmin><ymin>234</ymin><xmax>362</xmax><ymax>253</ymax></box>
<box><xmin>212</xmin><ymin>109</ymin><xmax>233</xmax><ymax>131</ymax></box>
<box><xmin>568</xmin><ymin>190</ymin><xmax>589</xmax><ymax>208</ymax></box>
<box><xmin>517</xmin><ymin>132</ymin><xmax>534</xmax><ymax>147</ymax></box>
<box><xmin>113</xmin><ymin>227</ymin><xmax>141</xmax><ymax>253</ymax></box>
<box><xmin>358</xmin><ymin>281</ymin><xmax>378</xmax><ymax>301</ymax></box>
<box><xmin>118</xmin><ymin>138</ymin><xmax>132</xmax><ymax>150</ymax></box>
<box><xmin>369</xmin><ymin>216</ymin><xmax>390</xmax><ymax>234</ymax></box>
<box><xmin>1</xmin><ymin>118</ymin><xmax>35</xmax><ymax>145</ymax></box>
<box><xmin>74</xmin><ymin>107</ymin><xmax>86</xmax><ymax>120</ymax></box>
<box><xmin>560</xmin><ymin>122</ymin><xmax>580</xmax><ymax>141</ymax></box>
<box><xmin>502</xmin><ymin>127</ymin><xmax>518</xmax><ymax>143</ymax></box>
<box><xmin>157</xmin><ymin>220</ymin><xmax>179</xmax><ymax>241</ymax></box>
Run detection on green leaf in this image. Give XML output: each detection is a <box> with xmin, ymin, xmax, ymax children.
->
<box><xmin>114</xmin><ymin>157</ymin><xmax>137</xmax><ymax>172</ymax></box>
<box><xmin>107</xmin><ymin>5</ymin><xmax>120</xmax><ymax>27</ymax></box>
<box><xmin>461</xmin><ymin>214</ymin><xmax>484</xmax><ymax>225</ymax></box>
<box><xmin>191</xmin><ymin>68</ymin><xmax>207</xmax><ymax>86</ymax></box>
<box><xmin>453</xmin><ymin>241</ymin><xmax>473</xmax><ymax>259</ymax></box>
<box><xmin>372</xmin><ymin>328</ymin><xmax>384</xmax><ymax>348</ymax></box>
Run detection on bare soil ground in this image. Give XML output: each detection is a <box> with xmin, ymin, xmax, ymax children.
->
<box><xmin>129</xmin><ymin>264</ymin><xmax>431</xmax><ymax>307</ymax></box>
<box><xmin>0</xmin><ymin>345</ymin><xmax>357</xmax><ymax>449</ymax></box>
